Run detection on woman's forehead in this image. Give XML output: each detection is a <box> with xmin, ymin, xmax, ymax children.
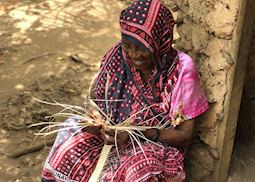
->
<box><xmin>122</xmin><ymin>38</ymin><xmax>150</xmax><ymax>53</ymax></box>
<box><xmin>122</xmin><ymin>39</ymin><xmax>135</xmax><ymax>46</ymax></box>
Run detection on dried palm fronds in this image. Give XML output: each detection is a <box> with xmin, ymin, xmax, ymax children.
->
<box><xmin>30</xmin><ymin>97</ymin><xmax>165</xmax><ymax>182</ymax></box>
<box><xmin>30</xmin><ymin>72</ymin><xmax>167</xmax><ymax>182</ymax></box>
<box><xmin>88</xmin><ymin>144</ymin><xmax>112</xmax><ymax>182</ymax></box>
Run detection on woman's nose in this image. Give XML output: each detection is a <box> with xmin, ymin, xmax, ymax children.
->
<box><xmin>128</xmin><ymin>50</ymin><xmax>141</xmax><ymax>59</ymax></box>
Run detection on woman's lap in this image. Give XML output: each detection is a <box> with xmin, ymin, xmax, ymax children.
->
<box><xmin>100</xmin><ymin>143</ymin><xmax>185</xmax><ymax>181</ymax></box>
<box><xmin>41</xmin><ymin>118</ymin><xmax>185</xmax><ymax>182</ymax></box>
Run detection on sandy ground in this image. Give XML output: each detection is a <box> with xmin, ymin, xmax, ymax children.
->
<box><xmin>0</xmin><ymin>0</ymin><xmax>254</xmax><ymax>181</ymax></box>
<box><xmin>228</xmin><ymin>137</ymin><xmax>255</xmax><ymax>182</ymax></box>
<box><xmin>0</xmin><ymin>0</ymin><xmax>126</xmax><ymax>181</ymax></box>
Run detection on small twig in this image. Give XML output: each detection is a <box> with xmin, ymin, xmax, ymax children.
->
<box><xmin>23</xmin><ymin>52</ymin><xmax>56</xmax><ymax>64</ymax></box>
<box><xmin>69</xmin><ymin>54</ymin><xmax>98</xmax><ymax>67</ymax></box>
<box><xmin>69</xmin><ymin>54</ymin><xmax>83</xmax><ymax>63</ymax></box>
<box><xmin>6</xmin><ymin>122</ymin><xmax>26</xmax><ymax>131</ymax></box>
<box><xmin>8</xmin><ymin>138</ymin><xmax>55</xmax><ymax>158</ymax></box>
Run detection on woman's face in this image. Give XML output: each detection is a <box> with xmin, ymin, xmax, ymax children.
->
<box><xmin>122</xmin><ymin>39</ymin><xmax>154</xmax><ymax>71</ymax></box>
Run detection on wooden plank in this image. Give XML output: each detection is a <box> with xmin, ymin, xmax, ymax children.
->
<box><xmin>214</xmin><ymin>0</ymin><xmax>255</xmax><ymax>181</ymax></box>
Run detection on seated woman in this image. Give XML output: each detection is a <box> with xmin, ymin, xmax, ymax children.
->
<box><xmin>41</xmin><ymin>0</ymin><xmax>208</xmax><ymax>181</ymax></box>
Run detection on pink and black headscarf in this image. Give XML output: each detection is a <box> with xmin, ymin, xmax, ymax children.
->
<box><xmin>95</xmin><ymin>0</ymin><xmax>179</xmax><ymax>126</ymax></box>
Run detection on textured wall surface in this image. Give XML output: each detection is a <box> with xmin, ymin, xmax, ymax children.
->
<box><xmin>162</xmin><ymin>0</ymin><xmax>240</xmax><ymax>181</ymax></box>
<box><xmin>123</xmin><ymin>0</ymin><xmax>248</xmax><ymax>180</ymax></box>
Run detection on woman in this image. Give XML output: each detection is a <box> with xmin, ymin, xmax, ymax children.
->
<box><xmin>41</xmin><ymin>0</ymin><xmax>208</xmax><ymax>181</ymax></box>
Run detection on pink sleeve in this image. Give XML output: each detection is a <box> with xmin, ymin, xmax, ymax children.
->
<box><xmin>169</xmin><ymin>52</ymin><xmax>209</xmax><ymax>120</ymax></box>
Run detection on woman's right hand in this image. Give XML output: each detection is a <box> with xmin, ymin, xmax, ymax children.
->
<box><xmin>82</xmin><ymin>107</ymin><xmax>104</xmax><ymax>136</ymax></box>
<box><xmin>100</xmin><ymin>127</ymin><xmax>129</xmax><ymax>145</ymax></box>
<box><xmin>85</xmin><ymin>125</ymin><xmax>102</xmax><ymax>136</ymax></box>
<box><xmin>142</xmin><ymin>128</ymin><xmax>160</xmax><ymax>141</ymax></box>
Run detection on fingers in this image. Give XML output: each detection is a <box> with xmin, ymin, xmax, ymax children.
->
<box><xmin>100</xmin><ymin>127</ymin><xmax>129</xmax><ymax>145</ymax></box>
<box><xmin>95</xmin><ymin>124</ymin><xmax>102</xmax><ymax>129</ymax></box>
<box><xmin>101</xmin><ymin>128</ymin><xmax>115</xmax><ymax>145</ymax></box>
<box><xmin>85</xmin><ymin>106</ymin><xmax>104</xmax><ymax>123</ymax></box>
<box><xmin>104</xmin><ymin>127</ymin><xmax>115</xmax><ymax>136</ymax></box>
<box><xmin>91</xmin><ymin>109</ymin><xmax>103</xmax><ymax>120</ymax></box>
<box><xmin>87</xmin><ymin>125</ymin><xmax>102</xmax><ymax>130</ymax></box>
<box><xmin>84</xmin><ymin>125</ymin><xmax>102</xmax><ymax>135</ymax></box>
<box><xmin>118</xmin><ymin>131</ymin><xmax>129</xmax><ymax>144</ymax></box>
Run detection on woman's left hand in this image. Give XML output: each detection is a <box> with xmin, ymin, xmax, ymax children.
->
<box><xmin>100</xmin><ymin>127</ymin><xmax>129</xmax><ymax>145</ymax></box>
<box><xmin>142</xmin><ymin>128</ymin><xmax>159</xmax><ymax>141</ymax></box>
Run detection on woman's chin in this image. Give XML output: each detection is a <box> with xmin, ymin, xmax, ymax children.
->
<box><xmin>133</xmin><ymin>61</ymin><xmax>146</xmax><ymax>68</ymax></box>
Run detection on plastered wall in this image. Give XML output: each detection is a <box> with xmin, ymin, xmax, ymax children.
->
<box><xmin>162</xmin><ymin>0</ymin><xmax>241</xmax><ymax>181</ymax></box>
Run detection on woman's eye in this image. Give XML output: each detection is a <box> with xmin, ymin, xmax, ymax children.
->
<box><xmin>122</xmin><ymin>45</ymin><xmax>130</xmax><ymax>52</ymax></box>
<box><xmin>122</xmin><ymin>43</ymin><xmax>129</xmax><ymax>48</ymax></box>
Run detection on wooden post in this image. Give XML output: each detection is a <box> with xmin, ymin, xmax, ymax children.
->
<box><xmin>214</xmin><ymin>0</ymin><xmax>255</xmax><ymax>181</ymax></box>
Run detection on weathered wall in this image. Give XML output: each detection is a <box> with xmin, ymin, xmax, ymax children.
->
<box><xmin>162</xmin><ymin>0</ymin><xmax>241</xmax><ymax>181</ymax></box>
<box><xmin>124</xmin><ymin>0</ymin><xmax>253</xmax><ymax>180</ymax></box>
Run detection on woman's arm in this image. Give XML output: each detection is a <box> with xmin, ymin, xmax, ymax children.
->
<box><xmin>100</xmin><ymin>119</ymin><xmax>195</xmax><ymax>146</ymax></box>
<box><xmin>144</xmin><ymin>119</ymin><xmax>195</xmax><ymax>147</ymax></box>
<box><xmin>87</xmin><ymin>80</ymin><xmax>195</xmax><ymax>146</ymax></box>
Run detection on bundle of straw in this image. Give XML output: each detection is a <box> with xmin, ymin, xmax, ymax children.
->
<box><xmin>31</xmin><ymin>97</ymin><xmax>166</xmax><ymax>181</ymax></box>
<box><xmin>30</xmin><ymin>73</ymin><xmax>167</xmax><ymax>182</ymax></box>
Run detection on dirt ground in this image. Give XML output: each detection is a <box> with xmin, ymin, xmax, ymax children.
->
<box><xmin>0</xmin><ymin>0</ymin><xmax>126</xmax><ymax>181</ymax></box>
<box><xmin>228</xmin><ymin>137</ymin><xmax>255</xmax><ymax>182</ymax></box>
<box><xmin>0</xmin><ymin>0</ymin><xmax>254</xmax><ymax>182</ymax></box>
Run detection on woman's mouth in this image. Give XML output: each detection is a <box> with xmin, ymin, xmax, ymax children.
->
<box><xmin>132</xmin><ymin>59</ymin><xmax>145</xmax><ymax>67</ymax></box>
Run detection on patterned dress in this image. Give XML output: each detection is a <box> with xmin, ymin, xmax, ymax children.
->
<box><xmin>41</xmin><ymin>0</ymin><xmax>208</xmax><ymax>181</ymax></box>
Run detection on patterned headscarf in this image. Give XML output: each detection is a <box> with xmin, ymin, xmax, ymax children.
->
<box><xmin>120</xmin><ymin>0</ymin><xmax>178</xmax><ymax>70</ymax></box>
<box><xmin>95</xmin><ymin>0</ymin><xmax>179</xmax><ymax>126</ymax></box>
